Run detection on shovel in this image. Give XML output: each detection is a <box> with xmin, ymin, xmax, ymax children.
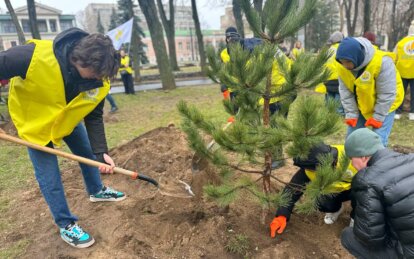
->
<box><xmin>0</xmin><ymin>130</ymin><xmax>158</xmax><ymax>187</ymax></box>
<box><xmin>191</xmin><ymin>119</ymin><xmax>233</xmax><ymax>173</ymax></box>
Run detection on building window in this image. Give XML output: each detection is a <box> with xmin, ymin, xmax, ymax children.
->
<box><xmin>37</xmin><ymin>20</ymin><xmax>47</xmax><ymax>32</ymax></box>
<box><xmin>1</xmin><ymin>21</ymin><xmax>16</xmax><ymax>33</ymax></box>
<box><xmin>11</xmin><ymin>41</ymin><xmax>17</xmax><ymax>47</ymax></box>
<box><xmin>178</xmin><ymin>42</ymin><xmax>183</xmax><ymax>50</ymax></box>
<box><xmin>187</xmin><ymin>41</ymin><xmax>191</xmax><ymax>50</ymax></box>
<box><xmin>49</xmin><ymin>20</ymin><xmax>57</xmax><ymax>32</ymax></box>
<box><xmin>60</xmin><ymin>20</ymin><xmax>73</xmax><ymax>31</ymax></box>
<box><xmin>21</xmin><ymin>20</ymin><xmax>31</xmax><ymax>33</ymax></box>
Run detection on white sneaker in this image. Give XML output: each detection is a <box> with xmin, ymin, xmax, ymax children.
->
<box><xmin>324</xmin><ymin>205</ymin><xmax>344</xmax><ymax>225</ymax></box>
<box><xmin>349</xmin><ymin>218</ymin><xmax>354</xmax><ymax>227</ymax></box>
<box><xmin>409</xmin><ymin>113</ymin><xmax>414</xmax><ymax>121</ymax></box>
<box><xmin>394</xmin><ymin>114</ymin><xmax>401</xmax><ymax>120</ymax></box>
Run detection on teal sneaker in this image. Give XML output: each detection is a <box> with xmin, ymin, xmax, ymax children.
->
<box><xmin>89</xmin><ymin>186</ymin><xmax>126</xmax><ymax>202</ymax></box>
<box><xmin>60</xmin><ymin>222</ymin><xmax>95</xmax><ymax>248</ymax></box>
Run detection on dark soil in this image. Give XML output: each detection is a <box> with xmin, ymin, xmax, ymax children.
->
<box><xmin>5</xmin><ymin>126</ymin><xmax>352</xmax><ymax>258</ymax></box>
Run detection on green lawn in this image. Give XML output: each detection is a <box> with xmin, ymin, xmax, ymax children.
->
<box><xmin>1</xmin><ymin>84</ymin><xmax>414</xmax><ymax>257</ymax></box>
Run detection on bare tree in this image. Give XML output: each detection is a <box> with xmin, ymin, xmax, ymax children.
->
<box><xmin>232</xmin><ymin>0</ymin><xmax>245</xmax><ymax>38</ymax></box>
<box><xmin>344</xmin><ymin>0</ymin><xmax>359</xmax><ymax>36</ymax></box>
<box><xmin>137</xmin><ymin>0</ymin><xmax>176</xmax><ymax>90</ymax></box>
<box><xmin>4</xmin><ymin>0</ymin><xmax>25</xmax><ymax>45</ymax></box>
<box><xmin>27</xmin><ymin>0</ymin><xmax>41</xmax><ymax>39</ymax></box>
<box><xmin>336</xmin><ymin>0</ymin><xmax>345</xmax><ymax>32</ymax></box>
<box><xmin>191</xmin><ymin>0</ymin><xmax>207</xmax><ymax>73</ymax></box>
<box><xmin>157</xmin><ymin>0</ymin><xmax>180</xmax><ymax>71</ymax></box>
<box><xmin>389</xmin><ymin>0</ymin><xmax>414</xmax><ymax>49</ymax></box>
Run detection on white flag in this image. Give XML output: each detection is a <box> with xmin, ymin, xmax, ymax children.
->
<box><xmin>106</xmin><ymin>18</ymin><xmax>133</xmax><ymax>50</ymax></box>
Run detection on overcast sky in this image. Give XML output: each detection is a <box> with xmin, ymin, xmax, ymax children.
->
<box><xmin>0</xmin><ymin>0</ymin><xmax>228</xmax><ymax>29</ymax></box>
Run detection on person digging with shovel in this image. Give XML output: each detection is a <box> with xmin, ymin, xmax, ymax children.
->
<box><xmin>270</xmin><ymin>143</ymin><xmax>357</xmax><ymax>238</ymax></box>
<box><xmin>0</xmin><ymin>28</ymin><xmax>125</xmax><ymax>248</ymax></box>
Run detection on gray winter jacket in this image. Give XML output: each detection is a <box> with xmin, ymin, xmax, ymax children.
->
<box><xmin>352</xmin><ymin>148</ymin><xmax>414</xmax><ymax>258</ymax></box>
<box><xmin>338</xmin><ymin>37</ymin><xmax>397</xmax><ymax>122</ymax></box>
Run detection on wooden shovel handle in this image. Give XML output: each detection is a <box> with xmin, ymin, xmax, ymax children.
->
<box><xmin>0</xmin><ymin>132</ymin><xmax>139</xmax><ymax>179</ymax></box>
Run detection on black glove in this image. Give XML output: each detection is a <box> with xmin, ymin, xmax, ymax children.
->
<box><xmin>94</xmin><ymin>153</ymin><xmax>107</xmax><ymax>164</ymax></box>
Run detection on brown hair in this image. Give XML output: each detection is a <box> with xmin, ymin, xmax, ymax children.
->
<box><xmin>70</xmin><ymin>33</ymin><xmax>120</xmax><ymax>78</ymax></box>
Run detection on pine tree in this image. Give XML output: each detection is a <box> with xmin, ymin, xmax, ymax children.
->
<box><xmin>108</xmin><ymin>8</ymin><xmax>118</xmax><ymax>31</ymax></box>
<box><xmin>97</xmin><ymin>12</ymin><xmax>105</xmax><ymax>34</ymax></box>
<box><xmin>117</xmin><ymin>0</ymin><xmax>147</xmax><ymax>80</ymax></box>
<box><xmin>178</xmin><ymin>0</ymin><xmax>348</xmax><ymax>215</ymax></box>
<box><xmin>305</xmin><ymin>0</ymin><xmax>339</xmax><ymax>51</ymax></box>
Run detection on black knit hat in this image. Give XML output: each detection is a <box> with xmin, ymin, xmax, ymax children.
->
<box><xmin>293</xmin><ymin>143</ymin><xmax>338</xmax><ymax>170</ymax></box>
<box><xmin>225</xmin><ymin>26</ymin><xmax>240</xmax><ymax>41</ymax></box>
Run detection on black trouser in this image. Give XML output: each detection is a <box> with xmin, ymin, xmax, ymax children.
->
<box><xmin>397</xmin><ymin>78</ymin><xmax>414</xmax><ymax>113</ymax></box>
<box><xmin>121</xmin><ymin>73</ymin><xmax>135</xmax><ymax>94</ymax></box>
<box><xmin>276</xmin><ymin>168</ymin><xmax>352</xmax><ymax>220</ymax></box>
<box><xmin>341</xmin><ymin>227</ymin><xmax>400</xmax><ymax>259</ymax></box>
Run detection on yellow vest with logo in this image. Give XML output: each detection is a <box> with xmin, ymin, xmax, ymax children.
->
<box><xmin>396</xmin><ymin>36</ymin><xmax>414</xmax><ymax>78</ymax></box>
<box><xmin>304</xmin><ymin>145</ymin><xmax>358</xmax><ymax>192</ymax></box>
<box><xmin>119</xmin><ymin>55</ymin><xmax>133</xmax><ymax>74</ymax></box>
<box><xmin>315</xmin><ymin>43</ymin><xmax>340</xmax><ymax>94</ymax></box>
<box><xmin>337</xmin><ymin>50</ymin><xmax>404</xmax><ymax>119</ymax></box>
<box><xmin>8</xmin><ymin>39</ymin><xmax>110</xmax><ymax>146</ymax></box>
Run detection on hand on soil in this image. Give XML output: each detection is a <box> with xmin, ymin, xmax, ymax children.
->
<box><xmin>270</xmin><ymin>216</ymin><xmax>287</xmax><ymax>238</ymax></box>
<box><xmin>99</xmin><ymin>153</ymin><xmax>115</xmax><ymax>174</ymax></box>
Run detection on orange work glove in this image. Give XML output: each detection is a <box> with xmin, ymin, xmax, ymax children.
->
<box><xmin>270</xmin><ymin>216</ymin><xmax>287</xmax><ymax>238</ymax></box>
<box><xmin>227</xmin><ymin>116</ymin><xmax>235</xmax><ymax>123</ymax></box>
<box><xmin>223</xmin><ymin>90</ymin><xmax>230</xmax><ymax>100</ymax></box>
<box><xmin>345</xmin><ymin>118</ymin><xmax>358</xmax><ymax>127</ymax></box>
<box><xmin>365</xmin><ymin>118</ymin><xmax>383</xmax><ymax>129</ymax></box>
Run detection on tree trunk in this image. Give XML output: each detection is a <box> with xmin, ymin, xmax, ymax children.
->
<box><xmin>156</xmin><ymin>0</ymin><xmax>180</xmax><ymax>71</ymax></box>
<box><xmin>137</xmin><ymin>0</ymin><xmax>176</xmax><ymax>90</ymax></box>
<box><xmin>4</xmin><ymin>0</ymin><xmax>25</xmax><ymax>45</ymax></box>
<box><xmin>344</xmin><ymin>0</ymin><xmax>359</xmax><ymax>36</ymax></box>
<box><xmin>131</xmin><ymin>24</ymin><xmax>141</xmax><ymax>82</ymax></box>
<box><xmin>27</xmin><ymin>0</ymin><xmax>41</xmax><ymax>39</ymax></box>
<box><xmin>363</xmin><ymin>0</ymin><xmax>371</xmax><ymax>33</ymax></box>
<box><xmin>191</xmin><ymin>0</ymin><xmax>207</xmax><ymax>74</ymax></box>
<box><xmin>337</xmin><ymin>0</ymin><xmax>345</xmax><ymax>32</ymax></box>
<box><xmin>232</xmin><ymin>0</ymin><xmax>245</xmax><ymax>38</ymax></box>
<box><xmin>389</xmin><ymin>0</ymin><xmax>398</xmax><ymax>50</ymax></box>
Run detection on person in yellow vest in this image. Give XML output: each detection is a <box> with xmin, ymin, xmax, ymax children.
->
<box><xmin>394</xmin><ymin>21</ymin><xmax>414</xmax><ymax>120</ymax></box>
<box><xmin>269</xmin><ymin>143</ymin><xmax>357</xmax><ymax>238</ymax></box>
<box><xmin>119</xmin><ymin>49</ymin><xmax>135</xmax><ymax>94</ymax></box>
<box><xmin>315</xmin><ymin>31</ymin><xmax>345</xmax><ymax>116</ymax></box>
<box><xmin>0</xmin><ymin>28</ymin><xmax>125</xmax><ymax>248</ymax></box>
<box><xmin>335</xmin><ymin>37</ymin><xmax>404</xmax><ymax>146</ymax></box>
<box><xmin>290</xmin><ymin>40</ymin><xmax>304</xmax><ymax>60</ymax></box>
<box><xmin>220</xmin><ymin>27</ymin><xmax>240</xmax><ymax>101</ymax></box>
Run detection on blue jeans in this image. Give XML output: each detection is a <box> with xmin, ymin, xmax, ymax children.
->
<box><xmin>28</xmin><ymin>123</ymin><xmax>103</xmax><ymax>228</ymax></box>
<box><xmin>105</xmin><ymin>94</ymin><xmax>117</xmax><ymax>108</ymax></box>
<box><xmin>346</xmin><ymin>112</ymin><xmax>395</xmax><ymax>147</ymax></box>
<box><xmin>325</xmin><ymin>92</ymin><xmax>345</xmax><ymax>116</ymax></box>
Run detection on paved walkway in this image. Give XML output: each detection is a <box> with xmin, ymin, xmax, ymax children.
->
<box><xmin>111</xmin><ymin>78</ymin><xmax>214</xmax><ymax>94</ymax></box>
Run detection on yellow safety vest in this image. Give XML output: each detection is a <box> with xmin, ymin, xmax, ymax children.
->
<box><xmin>395</xmin><ymin>36</ymin><xmax>414</xmax><ymax>78</ymax></box>
<box><xmin>291</xmin><ymin>47</ymin><xmax>303</xmax><ymax>60</ymax></box>
<box><xmin>119</xmin><ymin>55</ymin><xmax>133</xmax><ymax>74</ymax></box>
<box><xmin>305</xmin><ymin>145</ymin><xmax>358</xmax><ymax>192</ymax></box>
<box><xmin>221</xmin><ymin>47</ymin><xmax>291</xmax><ymax>105</ymax></box>
<box><xmin>315</xmin><ymin>43</ymin><xmax>339</xmax><ymax>94</ymax></box>
<box><xmin>337</xmin><ymin>50</ymin><xmax>404</xmax><ymax>119</ymax></box>
<box><xmin>258</xmin><ymin>57</ymin><xmax>292</xmax><ymax>105</ymax></box>
<box><xmin>8</xmin><ymin>39</ymin><xmax>110</xmax><ymax>146</ymax></box>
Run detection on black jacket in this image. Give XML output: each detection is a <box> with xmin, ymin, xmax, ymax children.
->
<box><xmin>352</xmin><ymin>148</ymin><xmax>414</xmax><ymax>258</ymax></box>
<box><xmin>0</xmin><ymin>28</ymin><xmax>108</xmax><ymax>158</ymax></box>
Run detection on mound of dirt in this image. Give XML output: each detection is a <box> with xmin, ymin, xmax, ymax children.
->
<box><xmin>8</xmin><ymin>126</ymin><xmax>352</xmax><ymax>258</ymax></box>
